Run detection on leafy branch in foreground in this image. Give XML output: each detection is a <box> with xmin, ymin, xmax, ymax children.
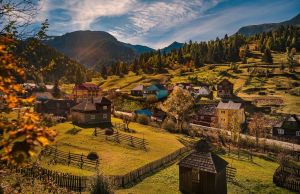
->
<box><xmin>0</xmin><ymin>36</ymin><xmax>56</xmax><ymax>164</ymax></box>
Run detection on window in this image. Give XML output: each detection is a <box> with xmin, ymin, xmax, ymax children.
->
<box><xmin>221</xmin><ymin>111</ymin><xmax>225</xmax><ymax>114</ymax></box>
<box><xmin>278</xmin><ymin>129</ymin><xmax>284</xmax><ymax>135</ymax></box>
<box><xmin>90</xmin><ymin>115</ymin><xmax>96</xmax><ymax>120</ymax></box>
<box><xmin>103</xmin><ymin>106</ymin><xmax>107</xmax><ymax>110</ymax></box>
<box><xmin>103</xmin><ymin>114</ymin><xmax>107</xmax><ymax>119</ymax></box>
<box><xmin>296</xmin><ymin>131</ymin><xmax>300</xmax><ymax>136</ymax></box>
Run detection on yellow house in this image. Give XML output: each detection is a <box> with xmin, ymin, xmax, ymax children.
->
<box><xmin>73</xmin><ymin>83</ymin><xmax>101</xmax><ymax>100</ymax></box>
<box><xmin>216</xmin><ymin>101</ymin><xmax>245</xmax><ymax>130</ymax></box>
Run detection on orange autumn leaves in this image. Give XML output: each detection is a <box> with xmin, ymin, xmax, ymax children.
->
<box><xmin>0</xmin><ymin>36</ymin><xmax>56</xmax><ymax>164</ymax></box>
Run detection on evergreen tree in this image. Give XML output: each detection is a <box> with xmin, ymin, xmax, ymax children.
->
<box><xmin>101</xmin><ymin>66</ymin><xmax>107</xmax><ymax>79</ymax></box>
<box><xmin>52</xmin><ymin>80</ymin><xmax>61</xmax><ymax>98</ymax></box>
<box><xmin>262</xmin><ymin>48</ymin><xmax>273</xmax><ymax>64</ymax></box>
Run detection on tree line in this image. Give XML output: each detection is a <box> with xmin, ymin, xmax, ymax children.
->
<box><xmin>101</xmin><ymin>25</ymin><xmax>299</xmax><ymax>78</ymax></box>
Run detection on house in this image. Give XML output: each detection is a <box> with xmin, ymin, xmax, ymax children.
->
<box><xmin>143</xmin><ymin>84</ymin><xmax>168</xmax><ymax>100</ymax></box>
<box><xmin>217</xmin><ymin>79</ymin><xmax>234</xmax><ymax>98</ymax></box>
<box><xmin>131</xmin><ymin>85</ymin><xmax>144</xmax><ymax>96</ymax></box>
<box><xmin>73</xmin><ymin>83</ymin><xmax>101</xmax><ymax>100</ymax></box>
<box><xmin>192</xmin><ymin>104</ymin><xmax>217</xmax><ymax>126</ymax></box>
<box><xmin>178</xmin><ymin>140</ymin><xmax>228</xmax><ymax>194</ymax></box>
<box><xmin>71</xmin><ymin>97</ymin><xmax>111</xmax><ymax>125</ymax></box>
<box><xmin>35</xmin><ymin>99</ymin><xmax>76</xmax><ymax>117</ymax></box>
<box><xmin>216</xmin><ymin>101</ymin><xmax>245</xmax><ymax>130</ymax></box>
<box><xmin>272</xmin><ymin>115</ymin><xmax>300</xmax><ymax>138</ymax></box>
<box><xmin>192</xmin><ymin>86</ymin><xmax>213</xmax><ymax>99</ymax></box>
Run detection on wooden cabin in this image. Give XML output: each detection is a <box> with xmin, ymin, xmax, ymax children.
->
<box><xmin>131</xmin><ymin>85</ymin><xmax>144</xmax><ymax>96</ymax></box>
<box><xmin>178</xmin><ymin>140</ymin><xmax>228</xmax><ymax>194</ymax></box>
<box><xmin>192</xmin><ymin>104</ymin><xmax>217</xmax><ymax>126</ymax></box>
<box><xmin>35</xmin><ymin>99</ymin><xmax>76</xmax><ymax>117</ymax></box>
<box><xmin>71</xmin><ymin>97</ymin><xmax>111</xmax><ymax>125</ymax></box>
<box><xmin>217</xmin><ymin>79</ymin><xmax>233</xmax><ymax>98</ymax></box>
<box><xmin>73</xmin><ymin>83</ymin><xmax>101</xmax><ymax>101</ymax></box>
<box><xmin>272</xmin><ymin>114</ymin><xmax>300</xmax><ymax>138</ymax></box>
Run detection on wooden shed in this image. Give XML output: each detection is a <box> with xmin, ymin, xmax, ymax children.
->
<box><xmin>178</xmin><ymin>140</ymin><xmax>228</xmax><ymax>194</ymax></box>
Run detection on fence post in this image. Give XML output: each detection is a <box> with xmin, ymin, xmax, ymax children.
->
<box><xmin>80</xmin><ymin>154</ymin><xmax>83</xmax><ymax>169</ymax></box>
<box><xmin>68</xmin><ymin>151</ymin><xmax>71</xmax><ymax>166</ymax></box>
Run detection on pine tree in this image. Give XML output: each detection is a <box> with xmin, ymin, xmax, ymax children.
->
<box><xmin>262</xmin><ymin>48</ymin><xmax>273</xmax><ymax>64</ymax></box>
<box><xmin>101</xmin><ymin>66</ymin><xmax>107</xmax><ymax>79</ymax></box>
<box><xmin>52</xmin><ymin>80</ymin><xmax>61</xmax><ymax>98</ymax></box>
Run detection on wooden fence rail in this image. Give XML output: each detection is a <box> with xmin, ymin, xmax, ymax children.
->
<box><xmin>41</xmin><ymin>146</ymin><xmax>99</xmax><ymax>170</ymax></box>
<box><xmin>11</xmin><ymin>165</ymin><xmax>88</xmax><ymax>192</ymax></box>
<box><xmin>273</xmin><ymin>166</ymin><xmax>300</xmax><ymax>192</ymax></box>
<box><xmin>226</xmin><ymin>166</ymin><xmax>237</xmax><ymax>182</ymax></box>
<box><xmin>93</xmin><ymin>128</ymin><xmax>148</xmax><ymax>150</ymax></box>
<box><xmin>107</xmin><ymin>146</ymin><xmax>191</xmax><ymax>188</ymax></box>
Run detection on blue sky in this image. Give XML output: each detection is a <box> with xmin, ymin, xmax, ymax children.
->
<box><xmin>33</xmin><ymin>0</ymin><xmax>300</xmax><ymax>48</ymax></box>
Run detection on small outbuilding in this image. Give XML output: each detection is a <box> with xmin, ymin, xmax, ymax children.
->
<box><xmin>131</xmin><ymin>85</ymin><xmax>144</xmax><ymax>96</ymax></box>
<box><xmin>178</xmin><ymin>140</ymin><xmax>228</xmax><ymax>194</ymax></box>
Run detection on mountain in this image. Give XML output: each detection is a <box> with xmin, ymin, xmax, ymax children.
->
<box><xmin>237</xmin><ymin>13</ymin><xmax>300</xmax><ymax>36</ymax></box>
<box><xmin>123</xmin><ymin>43</ymin><xmax>154</xmax><ymax>54</ymax></box>
<box><xmin>161</xmin><ymin>41</ymin><xmax>184</xmax><ymax>53</ymax></box>
<box><xmin>44</xmin><ymin>31</ymin><xmax>153</xmax><ymax>70</ymax></box>
<box><xmin>16</xmin><ymin>38</ymin><xmax>89</xmax><ymax>83</ymax></box>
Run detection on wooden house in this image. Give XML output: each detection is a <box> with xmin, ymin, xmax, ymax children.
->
<box><xmin>217</xmin><ymin>79</ymin><xmax>234</xmax><ymax>98</ymax></box>
<box><xmin>192</xmin><ymin>104</ymin><xmax>217</xmax><ymax>126</ymax></box>
<box><xmin>272</xmin><ymin>114</ymin><xmax>300</xmax><ymax>138</ymax></box>
<box><xmin>73</xmin><ymin>83</ymin><xmax>101</xmax><ymax>100</ymax></box>
<box><xmin>35</xmin><ymin>99</ymin><xmax>76</xmax><ymax>117</ymax></box>
<box><xmin>143</xmin><ymin>84</ymin><xmax>168</xmax><ymax>100</ymax></box>
<box><xmin>216</xmin><ymin>101</ymin><xmax>245</xmax><ymax>130</ymax></box>
<box><xmin>131</xmin><ymin>85</ymin><xmax>144</xmax><ymax>96</ymax></box>
<box><xmin>178</xmin><ymin>140</ymin><xmax>228</xmax><ymax>194</ymax></box>
<box><xmin>192</xmin><ymin>86</ymin><xmax>213</xmax><ymax>100</ymax></box>
<box><xmin>71</xmin><ymin>97</ymin><xmax>111</xmax><ymax>125</ymax></box>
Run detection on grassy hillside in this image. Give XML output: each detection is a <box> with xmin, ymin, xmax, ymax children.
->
<box><xmin>116</xmin><ymin>155</ymin><xmax>293</xmax><ymax>194</ymax></box>
<box><xmin>40</xmin><ymin>117</ymin><xmax>185</xmax><ymax>176</ymax></box>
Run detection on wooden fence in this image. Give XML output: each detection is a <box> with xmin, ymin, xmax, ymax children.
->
<box><xmin>93</xmin><ymin>128</ymin><xmax>148</xmax><ymax>150</ymax></box>
<box><xmin>11</xmin><ymin>165</ymin><xmax>88</xmax><ymax>192</ymax></box>
<box><xmin>41</xmin><ymin>146</ymin><xmax>99</xmax><ymax>170</ymax></box>
<box><xmin>108</xmin><ymin>146</ymin><xmax>191</xmax><ymax>188</ymax></box>
<box><xmin>227</xmin><ymin>147</ymin><xmax>253</xmax><ymax>162</ymax></box>
<box><xmin>112</xmin><ymin>122</ymin><xmax>126</xmax><ymax>131</ymax></box>
<box><xmin>226</xmin><ymin>166</ymin><xmax>237</xmax><ymax>182</ymax></box>
<box><xmin>273</xmin><ymin>166</ymin><xmax>300</xmax><ymax>192</ymax></box>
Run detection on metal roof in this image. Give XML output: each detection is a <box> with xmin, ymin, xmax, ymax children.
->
<box><xmin>217</xmin><ymin>101</ymin><xmax>242</xmax><ymax>110</ymax></box>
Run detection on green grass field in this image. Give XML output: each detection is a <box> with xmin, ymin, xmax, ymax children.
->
<box><xmin>40</xmin><ymin>117</ymin><xmax>185</xmax><ymax>176</ymax></box>
<box><xmin>116</xmin><ymin>155</ymin><xmax>293</xmax><ymax>194</ymax></box>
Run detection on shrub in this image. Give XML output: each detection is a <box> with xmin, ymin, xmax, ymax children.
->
<box><xmin>41</xmin><ymin>114</ymin><xmax>57</xmax><ymax>127</ymax></box>
<box><xmin>136</xmin><ymin>115</ymin><xmax>149</xmax><ymax>125</ymax></box>
<box><xmin>87</xmin><ymin>152</ymin><xmax>99</xmax><ymax>160</ymax></box>
<box><xmin>105</xmin><ymin>128</ymin><xmax>114</xmax><ymax>135</ymax></box>
<box><xmin>90</xmin><ymin>174</ymin><xmax>113</xmax><ymax>194</ymax></box>
<box><xmin>162</xmin><ymin>119</ymin><xmax>176</xmax><ymax>132</ymax></box>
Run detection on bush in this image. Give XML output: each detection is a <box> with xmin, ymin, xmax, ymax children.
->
<box><xmin>136</xmin><ymin>115</ymin><xmax>149</xmax><ymax>125</ymax></box>
<box><xmin>87</xmin><ymin>152</ymin><xmax>99</xmax><ymax>160</ymax></box>
<box><xmin>41</xmin><ymin>114</ymin><xmax>57</xmax><ymax>127</ymax></box>
<box><xmin>105</xmin><ymin>128</ymin><xmax>114</xmax><ymax>135</ymax></box>
<box><xmin>162</xmin><ymin>119</ymin><xmax>176</xmax><ymax>132</ymax></box>
<box><xmin>90</xmin><ymin>174</ymin><xmax>112</xmax><ymax>194</ymax></box>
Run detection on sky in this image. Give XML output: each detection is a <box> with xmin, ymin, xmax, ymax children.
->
<box><xmin>31</xmin><ymin>0</ymin><xmax>300</xmax><ymax>49</ymax></box>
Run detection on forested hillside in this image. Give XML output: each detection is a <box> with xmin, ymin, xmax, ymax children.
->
<box><xmin>16</xmin><ymin>38</ymin><xmax>90</xmax><ymax>84</ymax></box>
<box><xmin>99</xmin><ymin>25</ymin><xmax>299</xmax><ymax>77</ymax></box>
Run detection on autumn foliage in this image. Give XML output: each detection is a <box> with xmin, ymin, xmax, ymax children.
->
<box><xmin>0</xmin><ymin>36</ymin><xmax>56</xmax><ymax>164</ymax></box>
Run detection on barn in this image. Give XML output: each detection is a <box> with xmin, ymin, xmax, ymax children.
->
<box><xmin>178</xmin><ymin>140</ymin><xmax>228</xmax><ymax>194</ymax></box>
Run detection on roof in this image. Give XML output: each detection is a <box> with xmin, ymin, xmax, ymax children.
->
<box><xmin>135</xmin><ymin>109</ymin><xmax>152</xmax><ymax>117</ymax></box>
<box><xmin>276</xmin><ymin>114</ymin><xmax>300</xmax><ymax>130</ymax></box>
<box><xmin>131</xmin><ymin>85</ymin><xmax>144</xmax><ymax>91</ymax></box>
<box><xmin>178</xmin><ymin>151</ymin><xmax>228</xmax><ymax>174</ymax></box>
<box><xmin>71</xmin><ymin>97</ymin><xmax>111</xmax><ymax>112</ymax></box>
<box><xmin>45</xmin><ymin>85</ymin><xmax>54</xmax><ymax>90</ymax></box>
<box><xmin>145</xmin><ymin>84</ymin><xmax>167</xmax><ymax>91</ymax></box>
<box><xmin>34</xmin><ymin>92</ymin><xmax>54</xmax><ymax>101</ymax></box>
<box><xmin>218</xmin><ymin>79</ymin><xmax>233</xmax><ymax>86</ymax></box>
<box><xmin>94</xmin><ymin>96</ymin><xmax>111</xmax><ymax>105</ymax></box>
<box><xmin>217</xmin><ymin>101</ymin><xmax>242</xmax><ymax>110</ymax></box>
<box><xmin>196</xmin><ymin>104</ymin><xmax>216</xmax><ymax>116</ymax></box>
<box><xmin>74</xmin><ymin>83</ymin><xmax>100</xmax><ymax>91</ymax></box>
<box><xmin>71</xmin><ymin>100</ymin><xmax>97</xmax><ymax>112</ymax></box>
<box><xmin>195</xmin><ymin>86</ymin><xmax>211</xmax><ymax>95</ymax></box>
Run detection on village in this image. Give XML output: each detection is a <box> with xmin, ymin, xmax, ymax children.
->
<box><xmin>10</xmin><ymin>70</ymin><xmax>299</xmax><ymax>193</ymax></box>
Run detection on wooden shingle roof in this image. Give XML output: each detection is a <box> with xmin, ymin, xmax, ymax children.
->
<box><xmin>178</xmin><ymin>151</ymin><xmax>228</xmax><ymax>174</ymax></box>
<box><xmin>217</xmin><ymin>100</ymin><xmax>242</xmax><ymax>110</ymax></box>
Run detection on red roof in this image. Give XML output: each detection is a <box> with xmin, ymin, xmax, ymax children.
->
<box><xmin>74</xmin><ymin>83</ymin><xmax>100</xmax><ymax>91</ymax></box>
